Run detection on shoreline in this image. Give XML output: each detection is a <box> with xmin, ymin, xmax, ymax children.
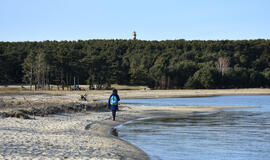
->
<box><xmin>1</xmin><ymin>89</ymin><xmax>270</xmax><ymax>159</ymax></box>
<box><xmin>1</xmin><ymin>104</ymin><xmax>250</xmax><ymax>160</ymax></box>
<box><xmin>101</xmin><ymin>112</ymin><xmax>150</xmax><ymax>160</ymax></box>
<box><xmin>103</xmin><ymin>105</ymin><xmax>258</xmax><ymax>160</ymax></box>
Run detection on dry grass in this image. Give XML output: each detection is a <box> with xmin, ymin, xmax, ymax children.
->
<box><xmin>111</xmin><ymin>84</ymin><xmax>149</xmax><ymax>90</ymax></box>
<box><xmin>1</xmin><ymin>87</ymin><xmax>270</xmax><ymax>99</ymax></box>
<box><xmin>0</xmin><ymin>84</ymin><xmax>148</xmax><ymax>92</ymax></box>
<box><xmin>1</xmin><ymin>87</ymin><xmax>270</xmax><ymax>112</ymax></box>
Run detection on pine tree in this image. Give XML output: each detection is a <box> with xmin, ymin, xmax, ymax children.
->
<box><xmin>22</xmin><ymin>51</ymin><xmax>36</xmax><ymax>90</ymax></box>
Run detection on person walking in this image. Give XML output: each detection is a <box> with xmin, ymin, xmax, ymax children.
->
<box><xmin>108</xmin><ymin>89</ymin><xmax>120</xmax><ymax>121</ymax></box>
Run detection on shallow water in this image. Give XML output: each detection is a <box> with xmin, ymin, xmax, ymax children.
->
<box><xmin>117</xmin><ymin>95</ymin><xmax>270</xmax><ymax>160</ymax></box>
<box><xmin>121</xmin><ymin>95</ymin><xmax>270</xmax><ymax>112</ymax></box>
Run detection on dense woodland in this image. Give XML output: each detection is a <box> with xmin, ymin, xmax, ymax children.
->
<box><xmin>0</xmin><ymin>39</ymin><xmax>270</xmax><ymax>89</ymax></box>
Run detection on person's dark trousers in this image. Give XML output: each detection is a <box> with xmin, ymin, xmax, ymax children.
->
<box><xmin>112</xmin><ymin>110</ymin><xmax>116</xmax><ymax>121</ymax></box>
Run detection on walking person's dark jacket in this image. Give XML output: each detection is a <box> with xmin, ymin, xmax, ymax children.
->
<box><xmin>108</xmin><ymin>93</ymin><xmax>120</xmax><ymax>110</ymax></box>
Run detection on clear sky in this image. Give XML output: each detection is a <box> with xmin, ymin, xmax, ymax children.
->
<box><xmin>1</xmin><ymin>0</ymin><xmax>270</xmax><ymax>41</ymax></box>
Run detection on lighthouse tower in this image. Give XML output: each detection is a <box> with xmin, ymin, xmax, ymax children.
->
<box><xmin>133</xmin><ymin>31</ymin><xmax>136</xmax><ymax>40</ymax></box>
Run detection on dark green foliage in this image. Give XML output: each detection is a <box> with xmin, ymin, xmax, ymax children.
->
<box><xmin>186</xmin><ymin>66</ymin><xmax>221</xmax><ymax>89</ymax></box>
<box><xmin>0</xmin><ymin>39</ymin><xmax>270</xmax><ymax>89</ymax></box>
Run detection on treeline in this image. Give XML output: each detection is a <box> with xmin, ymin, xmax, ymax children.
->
<box><xmin>0</xmin><ymin>39</ymin><xmax>270</xmax><ymax>89</ymax></box>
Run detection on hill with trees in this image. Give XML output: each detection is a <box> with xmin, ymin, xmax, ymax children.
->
<box><xmin>0</xmin><ymin>39</ymin><xmax>269</xmax><ymax>89</ymax></box>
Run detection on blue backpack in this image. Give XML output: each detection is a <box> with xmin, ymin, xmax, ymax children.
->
<box><xmin>110</xmin><ymin>95</ymin><xmax>118</xmax><ymax>106</ymax></box>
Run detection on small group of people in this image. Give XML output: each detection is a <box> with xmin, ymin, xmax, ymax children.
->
<box><xmin>107</xmin><ymin>89</ymin><xmax>120</xmax><ymax>121</ymax></box>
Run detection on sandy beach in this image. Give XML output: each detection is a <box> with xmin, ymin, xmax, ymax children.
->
<box><xmin>1</xmin><ymin>89</ymin><xmax>270</xmax><ymax>159</ymax></box>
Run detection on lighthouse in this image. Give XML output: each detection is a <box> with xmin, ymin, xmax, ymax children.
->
<box><xmin>133</xmin><ymin>31</ymin><xmax>136</xmax><ymax>40</ymax></box>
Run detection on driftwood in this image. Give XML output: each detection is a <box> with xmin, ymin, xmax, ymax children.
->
<box><xmin>110</xmin><ymin>128</ymin><xmax>118</xmax><ymax>137</ymax></box>
<box><xmin>81</xmin><ymin>94</ymin><xmax>87</xmax><ymax>101</ymax></box>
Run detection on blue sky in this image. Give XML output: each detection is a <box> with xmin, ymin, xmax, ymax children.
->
<box><xmin>1</xmin><ymin>0</ymin><xmax>269</xmax><ymax>41</ymax></box>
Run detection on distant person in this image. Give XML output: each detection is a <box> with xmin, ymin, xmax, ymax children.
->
<box><xmin>108</xmin><ymin>89</ymin><xmax>120</xmax><ymax>121</ymax></box>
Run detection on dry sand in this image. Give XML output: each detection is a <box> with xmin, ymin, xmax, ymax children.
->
<box><xmin>0</xmin><ymin>109</ymin><xmax>148</xmax><ymax>160</ymax></box>
<box><xmin>0</xmin><ymin>89</ymin><xmax>270</xmax><ymax>159</ymax></box>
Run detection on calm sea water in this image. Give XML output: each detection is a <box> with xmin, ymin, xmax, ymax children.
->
<box><xmin>117</xmin><ymin>95</ymin><xmax>270</xmax><ymax>160</ymax></box>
